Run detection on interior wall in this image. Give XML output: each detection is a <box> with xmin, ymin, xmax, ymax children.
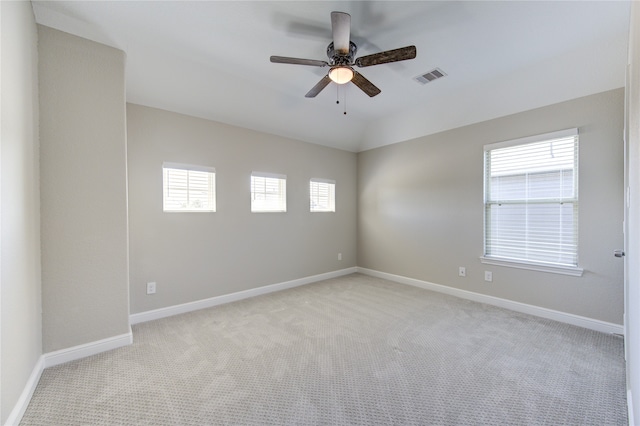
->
<box><xmin>0</xmin><ymin>2</ymin><xmax>43</xmax><ymax>423</ymax></box>
<box><xmin>38</xmin><ymin>26</ymin><xmax>130</xmax><ymax>352</ymax></box>
<box><xmin>626</xmin><ymin>2</ymin><xmax>640</xmax><ymax>422</ymax></box>
<box><xmin>358</xmin><ymin>89</ymin><xmax>624</xmax><ymax>325</ymax></box>
<box><xmin>127</xmin><ymin>104</ymin><xmax>357</xmax><ymax>314</ymax></box>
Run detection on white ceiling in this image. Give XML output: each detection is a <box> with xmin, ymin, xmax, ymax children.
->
<box><xmin>32</xmin><ymin>1</ymin><xmax>631</xmax><ymax>152</ymax></box>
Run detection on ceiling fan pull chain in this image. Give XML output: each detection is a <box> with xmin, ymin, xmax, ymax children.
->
<box><xmin>336</xmin><ymin>83</ymin><xmax>340</xmax><ymax>105</ymax></box>
<box><xmin>343</xmin><ymin>86</ymin><xmax>347</xmax><ymax>115</ymax></box>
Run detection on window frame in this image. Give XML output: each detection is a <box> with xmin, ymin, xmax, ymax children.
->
<box><xmin>250</xmin><ymin>171</ymin><xmax>287</xmax><ymax>213</ymax></box>
<box><xmin>162</xmin><ymin>162</ymin><xmax>216</xmax><ymax>213</ymax></box>
<box><xmin>481</xmin><ymin>128</ymin><xmax>583</xmax><ymax>277</ymax></box>
<box><xmin>309</xmin><ymin>178</ymin><xmax>336</xmax><ymax>212</ymax></box>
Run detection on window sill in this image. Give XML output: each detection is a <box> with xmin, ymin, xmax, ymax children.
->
<box><xmin>479</xmin><ymin>256</ymin><xmax>584</xmax><ymax>277</ymax></box>
<box><xmin>251</xmin><ymin>211</ymin><xmax>287</xmax><ymax>213</ymax></box>
<box><xmin>163</xmin><ymin>210</ymin><xmax>216</xmax><ymax>213</ymax></box>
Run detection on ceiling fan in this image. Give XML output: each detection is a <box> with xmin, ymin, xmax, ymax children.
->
<box><xmin>270</xmin><ymin>11</ymin><xmax>417</xmax><ymax>98</ymax></box>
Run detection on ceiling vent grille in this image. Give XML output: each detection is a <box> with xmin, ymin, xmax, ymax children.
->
<box><xmin>414</xmin><ymin>68</ymin><xmax>447</xmax><ymax>85</ymax></box>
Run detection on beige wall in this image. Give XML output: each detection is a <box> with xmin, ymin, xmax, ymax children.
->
<box><xmin>0</xmin><ymin>2</ymin><xmax>43</xmax><ymax>423</ymax></box>
<box><xmin>358</xmin><ymin>89</ymin><xmax>624</xmax><ymax>324</ymax></box>
<box><xmin>38</xmin><ymin>26</ymin><xmax>130</xmax><ymax>352</ymax></box>
<box><xmin>127</xmin><ymin>104</ymin><xmax>357</xmax><ymax>314</ymax></box>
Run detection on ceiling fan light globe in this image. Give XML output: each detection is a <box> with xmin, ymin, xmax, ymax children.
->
<box><xmin>329</xmin><ymin>67</ymin><xmax>354</xmax><ymax>84</ymax></box>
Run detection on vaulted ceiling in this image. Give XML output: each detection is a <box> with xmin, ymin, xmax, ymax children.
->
<box><xmin>32</xmin><ymin>1</ymin><xmax>631</xmax><ymax>152</ymax></box>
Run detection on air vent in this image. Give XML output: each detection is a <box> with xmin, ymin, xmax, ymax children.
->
<box><xmin>414</xmin><ymin>68</ymin><xmax>447</xmax><ymax>85</ymax></box>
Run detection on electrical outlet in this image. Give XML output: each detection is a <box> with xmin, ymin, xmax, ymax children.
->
<box><xmin>484</xmin><ymin>271</ymin><xmax>493</xmax><ymax>282</ymax></box>
<box><xmin>338</xmin><ymin>253</ymin><xmax>342</xmax><ymax>261</ymax></box>
<box><xmin>458</xmin><ymin>267</ymin><xmax>466</xmax><ymax>277</ymax></box>
<box><xmin>146</xmin><ymin>282</ymin><xmax>156</xmax><ymax>295</ymax></box>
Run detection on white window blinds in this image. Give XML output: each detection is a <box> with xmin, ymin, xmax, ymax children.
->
<box><xmin>163</xmin><ymin>162</ymin><xmax>216</xmax><ymax>212</ymax></box>
<box><xmin>251</xmin><ymin>172</ymin><xmax>286</xmax><ymax>212</ymax></box>
<box><xmin>484</xmin><ymin>129</ymin><xmax>578</xmax><ymax>266</ymax></box>
<box><xmin>310</xmin><ymin>179</ymin><xmax>336</xmax><ymax>212</ymax></box>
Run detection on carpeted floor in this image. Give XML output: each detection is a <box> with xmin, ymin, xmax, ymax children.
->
<box><xmin>21</xmin><ymin>273</ymin><xmax>627</xmax><ymax>425</ymax></box>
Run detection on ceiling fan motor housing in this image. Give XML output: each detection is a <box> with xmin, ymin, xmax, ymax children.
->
<box><xmin>327</xmin><ymin>41</ymin><xmax>358</xmax><ymax>66</ymax></box>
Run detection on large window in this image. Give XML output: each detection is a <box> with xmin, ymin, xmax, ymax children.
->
<box><xmin>483</xmin><ymin>129</ymin><xmax>580</xmax><ymax>274</ymax></box>
<box><xmin>163</xmin><ymin>162</ymin><xmax>215</xmax><ymax>212</ymax></box>
<box><xmin>251</xmin><ymin>172</ymin><xmax>286</xmax><ymax>212</ymax></box>
<box><xmin>310</xmin><ymin>178</ymin><xmax>336</xmax><ymax>212</ymax></box>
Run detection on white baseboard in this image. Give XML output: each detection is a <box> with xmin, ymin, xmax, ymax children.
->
<box><xmin>43</xmin><ymin>327</ymin><xmax>133</xmax><ymax>368</ymax></box>
<box><xmin>4</xmin><ymin>356</ymin><xmax>45</xmax><ymax>426</ymax></box>
<box><xmin>5</xmin><ymin>329</ymin><xmax>133</xmax><ymax>426</ymax></box>
<box><xmin>357</xmin><ymin>267</ymin><xmax>624</xmax><ymax>335</ymax></box>
<box><xmin>130</xmin><ymin>267</ymin><xmax>358</xmax><ymax>325</ymax></box>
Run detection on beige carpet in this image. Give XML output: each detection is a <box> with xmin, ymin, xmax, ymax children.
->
<box><xmin>21</xmin><ymin>273</ymin><xmax>627</xmax><ymax>425</ymax></box>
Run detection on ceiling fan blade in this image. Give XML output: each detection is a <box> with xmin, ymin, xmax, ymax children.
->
<box><xmin>355</xmin><ymin>45</ymin><xmax>417</xmax><ymax>68</ymax></box>
<box><xmin>351</xmin><ymin>72</ymin><xmax>381</xmax><ymax>97</ymax></box>
<box><xmin>331</xmin><ymin>11</ymin><xmax>351</xmax><ymax>54</ymax></box>
<box><xmin>305</xmin><ymin>75</ymin><xmax>332</xmax><ymax>98</ymax></box>
<box><xmin>270</xmin><ymin>56</ymin><xmax>328</xmax><ymax>67</ymax></box>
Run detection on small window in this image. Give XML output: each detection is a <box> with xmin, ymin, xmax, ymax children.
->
<box><xmin>483</xmin><ymin>129</ymin><xmax>578</xmax><ymax>268</ymax></box>
<box><xmin>310</xmin><ymin>178</ymin><xmax>336</xmax><ymax>212</ymax></box>
<box><xmin>251</xmin><ymin>172</ymin><xmax>286</xmax><ymax>212</ymax></box>
<box><xmin>163</xmin><ymin>162</ymin><xmax>216</xmax><ymax>212</ymax></box>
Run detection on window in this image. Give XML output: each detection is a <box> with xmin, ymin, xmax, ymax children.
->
<box><xmin>483</xmin><ymin>129</ymin><xmax>580</xmax><ymax>274</ymax></box>
<box><xmin>251</xmin><ymin>172</ymin><xmax>286</xmax><ymax>212</ymax></box>
<box><xmin>162</xmin><ymin>162</ymin><xmax>216</xmax><ymax>212</ymax></box>
<box><xmin>310</xmin><ymin>178</ymin><xmax>336</xmax><ymax>212</ymax></box>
